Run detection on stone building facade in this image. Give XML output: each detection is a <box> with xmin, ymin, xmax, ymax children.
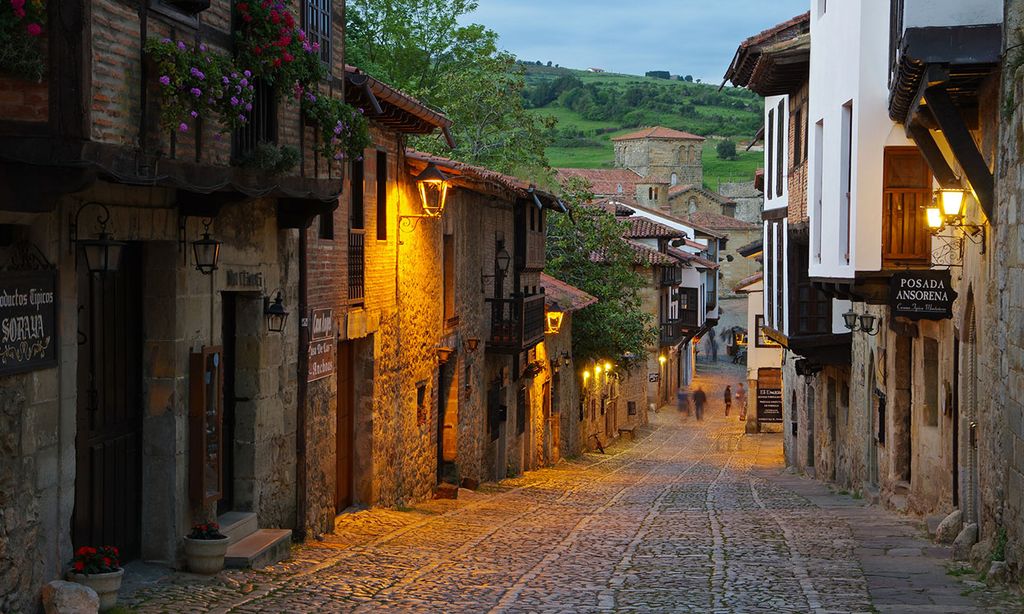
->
<box><xmin>612</xmin><ymin>127</ymin><xmax>705</xmax><ymax>187</ymax></box>
<box><xmin>0</xmin><ymin>0</ymin><xmax>357</xmax><ymax>607</ymax></box>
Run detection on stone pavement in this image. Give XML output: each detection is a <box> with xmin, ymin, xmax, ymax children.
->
<box><xmin>122</xmin><ymin>362</ymin><xmax>1021</xmax><ymax>613</ymax></box>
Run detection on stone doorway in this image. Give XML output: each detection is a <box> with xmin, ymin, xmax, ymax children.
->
<box><xmin>336</xmin><ymin>341</ymin><xmax>355</xmax><ymax>513</ymax></box>
<box><xmin>867</xmin><ymin>352</ymin><xmax>879</xmax><ymax>487</ymax></box>
<box><xmin>437</xmin><ymin>357</ymin><xmax>459</xmax><ymax>484</ymax></box>
<box><xmin>218</xmin><ymin>293</ymin><xmax>238</xmax><ymax>516</ymax></box>
<box><xmin>74</xmin><ymin>243</ymin><xmax>144</xmax><ymax>560</ymax></box>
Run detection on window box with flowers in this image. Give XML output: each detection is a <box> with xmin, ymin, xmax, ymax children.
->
<box><xmin>301</xmin><ymin>94</ymin><xmax>370</xmax><ymax>164</ymax></box>
<box><xmin>183</xmin><ymin>521</ymin><xmax>230</xmax><ymax>575</ymax></box>
<box><xmin>67</xmin><ymin>546</ymin><xmax>123</xmax><ymax>611</ymax></box>
<box><xmin>233</xmin><ymin>0</ymin><xmax>325</xmax><ymax>101</ymax></box>
<box><xmin>0</xmin><ymin>0</ymin><xmax>46</xmax><ymax>81</ymax></box>
<box><xmin>145</xmin><ymin>38</ymin><xmax>256</xmax><ymax>136</ymax></box>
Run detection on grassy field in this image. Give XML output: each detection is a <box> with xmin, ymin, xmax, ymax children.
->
<box><xmin>523</xmin><ymin>66</ymin><xmax>763</xmax><ymax>189</ymax></box>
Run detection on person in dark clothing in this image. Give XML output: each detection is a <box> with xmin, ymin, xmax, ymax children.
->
<box><xmin>724</xmin><ymin>385</ymin><xmax>732</xmax><ymax>416</ymax></box>
<box><xmin>693</xmin><ymin>387</ymin><xmax>707</xmax><ymax>420</ymax></box>
<box><xmin>676</xmin><ymin>388</ymin><xmax>691</xmax><ymax>416</ymax></box>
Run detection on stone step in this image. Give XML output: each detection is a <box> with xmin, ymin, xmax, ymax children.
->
<box><xmin>893</xmin><ymin>480</ymin><xmax>911</xmax><ymax>496</ymax></box>
<box><xmin>225</xmin><ymin>528</ymin><xmax>292</xmax><ymax>570</ymax></box>
<box><xmin>217</xmin><ymin>511</ymin><xmax>258</xmax><ymax>546</ymax></box>
<box><xmin>890</xmin><ymin>494</ymin><xmax>909</xmax><ymax>513</ymax></box>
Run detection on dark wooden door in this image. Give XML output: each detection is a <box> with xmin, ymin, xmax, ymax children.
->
<box><xmin>437</xmin><ymin>363</ymin><xmax>448</xmax><ymax>483</ymax></box>
<box><xmin>218</xmin><ymin>294</ymin><xmax>237</xmax><ymax>516</ymax></box>
<box><xmin>74</xmin><ymin>245</ymin><xmax>144</xmax><ymax>559</ymax></box>
<box><xmin>335</xmin><ymin>341</ymin><xmax>354</xmax><ymax>513</ymax></box>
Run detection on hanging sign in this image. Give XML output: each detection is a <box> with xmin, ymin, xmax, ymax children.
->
<box><xmin>0</xmin><ymin>270</ymin><xmax>58</xmax><ymax>376</ymax></box>
<box><xmin>890</xmin><ymin>270</ymin><xmax>957</xmax><ymax>321</ymax></box>
<box><xmin>756</xmin><ymin>368</ymin><xmax>783</xmax><ymax>424</ymax></box>
<box><xmin>307</xmin><ymin>308</ymin><xmax>335</xmax><ymax>382</ymax></box>
<box><xmin>648</xmin><ymin>373</ymin><xmax>660</xmax><ymax>383</ymax></box>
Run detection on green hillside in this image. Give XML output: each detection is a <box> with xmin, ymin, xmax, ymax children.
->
<box><xmin>520</xmin><ymin>64</ymin><xmax>764</xmax><ymax>190</ymax></box>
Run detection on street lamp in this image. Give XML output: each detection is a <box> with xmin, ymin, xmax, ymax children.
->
<box><xmin>415</xmin><ymin>163</ymin><xmax>449</xmax><ymax>218</ymax></box>
<box><xmin>843</xmin><ymin>308</ymin><xmax>880</xmax><ymax>336</ymax></box>
<box><xmin>545</xmin><ymin>300</ymin><xmax>565</xmax><ymax>334</ymax></box>
<box><xmin>192</xmin><ymin>218</ymin><xmax>222</xmax><ymax>275</ymax></box>
<box><xmin>264</xmin><ymin>290</ymin><xmax>289</xmax><ymax>333</ymax></box>
<box><xmin>70</xmin><ymin>202</ymin><xmax>126</xmax><ymax>275</ymax></box>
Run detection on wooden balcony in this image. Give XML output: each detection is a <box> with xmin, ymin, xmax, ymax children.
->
<box><xmin>659</xmin><ymin>266</ymin><xmax>681</xmax><ymax>287</ymax></box>
<box><xmin>660</xmin><ymin>320</ymin><xmax>684</xmax><ymax>346</ymax></box>
<box><xmin>486</xmin><ymin>294</ymin><xmax>545</xmax><ymax>353</ymax></box>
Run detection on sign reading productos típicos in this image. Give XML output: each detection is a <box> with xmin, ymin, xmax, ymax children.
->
<box><xmin>0</xmin><ymin>270</ymin><xmax>58</xmax><ymax>376</ymax></box>
<box><xmin>890</xmin><ymin>270</ymin><xmax>958</xmax><ymax>321</ymax></box>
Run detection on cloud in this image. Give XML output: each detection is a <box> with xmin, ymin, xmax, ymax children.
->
<box><xmin>462</xmin><ymin>0</ymin><xmax>808</xmax><ymax>80</ymax></box>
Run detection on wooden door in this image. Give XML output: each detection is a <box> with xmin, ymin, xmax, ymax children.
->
<box><xmin>335</xmin><ymin>341</ymin><xmax>354</xmax><ymax>513</ymax></box>
<box><xmin>74</xmin><ymin>245</ymin><xmax>144</xmax><ymax>559</ymax></box>
<box><xmin>219</xmin><ymin>294</ymin><xmax>237</xmax><ymax>516</ymax></box>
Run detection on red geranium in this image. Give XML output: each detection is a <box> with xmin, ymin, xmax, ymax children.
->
<box><xmin>69</xmin><ymin>545</ymin><xmax>120</xmax><ymax>575</ymax></box>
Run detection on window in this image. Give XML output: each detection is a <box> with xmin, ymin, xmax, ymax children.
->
<box><xmin>755</xmin><ymin>316</ymin><xmax>781</xmax><ymax>347</ymax></box>
<box><xmin>443</xmin><ymin>234</ymin><xmax>456</xmax><ymax>324</ymax></box>
<box><xmin>775</xmin><ymin>99</ymin><xmax>784</xmax><ymax>199</ymax></box>
<box><xmin>766</xmin><ymin>107</ymin><xmax>775</xmax><ymax>197</ymax></box>
<box><xmin>795</xmin><ymin>247</ymin><xmax>829</xmax><ymax>334</ymax></box>
<box><xmin>318</xmin><ymin>211</ymin><xmax>334</xmax><ymax>240</ymax></box>
<box><xmin>812</xmin><ymin>120</ymin><xmax>824</xmax><ymax>262</ymax></box>
<box><xmin>350</xmin><ymin>159</ymin><xmax>365</xmax><ymax>229</ymax></box>
<box><xmin>304</xmin><ymin>0</ymin><xmax>332</xmax><ymax>65</ymax></box>
<box><xmin>671</xmin><ymin>173</ymin><xmax>678</xmax><ymax>186</ymax></box>
<box><xmin>529</xmin><ymin>205</ymin><xmax>536</xmax><ymax>231</ymax></box>
<box><xmin>232</xmin><ymin>80</ymin><xmax>277</xmax><ymax>159</ymax></box>
<box><xmin>882</xmin><ymin>147</ymin><xmax>932</xmax><ymax>265</ymax></box>
<box><xmin>680</xmin><ymin>288</ymin><xmax>699</xmax><ymax>326</ymax></box>
<box><xmin>818</xmin><ymin>0</ymin><xmax>827</xmax><ymax>16</ymax></box>
<box><xmin>776</xmin><ymin>222</ymin><xmax>784</xmax><ymax>326</ymax></box>
<box><xmin>628</xmin><ymin>401</ymin><xmax>637</xmax><ymax>416</ymax></box>
<box><xmin>924</xmin><ymin>337</ymin><xmax>939</xmax><ymax>426</ymax></box>
<box><xmin>792</xmin><ymin>107</ymin><xmax>803</xmax><ymax>166</ymax></box>
<box><xmin>376</xmin><ymin>151</ymin><xmax>387</xmax><ymax>240</ymax></box>
<box><xmin>839</xmin><ymin>101</ymin><xmax>853</xmax><ymax>264</ymax></box>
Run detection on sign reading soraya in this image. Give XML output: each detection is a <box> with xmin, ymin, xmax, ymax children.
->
<box><xmin>890</xmin><ymin>270</ymin><xmax>958</xmax><ymax>320</ymax></box>
<box><xmin>0</xmin><ymin>270</ymin><xmax>58</xmax><ymax>375</ymax></box>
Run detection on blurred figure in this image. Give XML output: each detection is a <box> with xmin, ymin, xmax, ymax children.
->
<box><xmin>723</xmin><ymin>385</ymin><xmax>732</xmax><ymax>416</ymax></box>
<box><xmin>677</xmin><ymin>387</ymin><xmax>691</xmax><ymax>417</ymax></box>
<box><xmin>693</xmin><ymin>386</ymin><xmax>707</xmax><ymax>421</ymax></box>
<box><xmin>736</xmin><ymin>383</ymin><xmax>747</xmax><ymax>421</ymax></box>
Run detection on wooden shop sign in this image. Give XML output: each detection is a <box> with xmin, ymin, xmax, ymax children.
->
<box><xmin>307</xmin><ymin>308</ymin><xmax>334</xmax><ymax>382</ymax></box>
<box><xmin>890</xmin><ymin>270</ymin><xmax>957</xmax><ymax>321</ymax></box>
<box><xmin>756</xmin><ymin>368</ymin><xmax>783</xmax><ymax>424</ymax></box>
<box><xmin>0</xmin><ymin>270</ymin><xmax>58</xmax><ymax>376</ymax></box>
<box><xmin>648</xmin><ymin>373</ymin><xmax>660</xmax><ymax>383</ymax></box>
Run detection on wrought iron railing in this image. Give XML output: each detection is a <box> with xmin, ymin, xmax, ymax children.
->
<box><xmin>486</xmin><ymin>294</ymin><xmax>545</xmax><ymax>352</ymax></box>
<box><xmin>348</xmin><ymin>229</ymin><xmax>365</xmax><ymax>303</ymax></box>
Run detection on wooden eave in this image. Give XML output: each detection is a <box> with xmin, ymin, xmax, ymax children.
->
<box><xmin>0</xmin><ymin>137</ymin><xmax>343</xmax><ymax>213</ymax></box>
<box><xmin>345</xmin><ymin>67</ymin><xmax>454</xmax><ymax>146</ymax></box>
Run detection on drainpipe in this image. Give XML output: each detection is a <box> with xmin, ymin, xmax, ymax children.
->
<box><xmin>295</xmin><ymin>226</ymin><xmax>309</xmax><ymax>540</ymax></box>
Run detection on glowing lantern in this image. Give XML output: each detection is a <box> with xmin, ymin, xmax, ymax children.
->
<box><xmin>415</xmin><ymin>163</ymin><xmax>449</xmax><ymax>217</ymax></box>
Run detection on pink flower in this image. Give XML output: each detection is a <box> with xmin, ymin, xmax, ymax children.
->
<box><xmin>10</xmin><ymin>0</ymin><xmax>25</xmax><ymax>17</ymax></box>
<box><xmin>26</xmin><ymin>22</ymin><xmax>41</xmax><ymax>37</ymax></box>
<box><xmin>179</xmin><ymin>123</ymin><xmax>189</xmax><ymax>132</ymax></box>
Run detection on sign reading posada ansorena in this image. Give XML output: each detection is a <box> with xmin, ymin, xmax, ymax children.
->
<box><xmin>890</xmin><ymin>270</ymin><xmax>958</xmax><ymax>321</ymax></box>
<box><xmin>0</xmin><ymin>270</ymin><xmax>58</xmax><ymax>376</ymax></box>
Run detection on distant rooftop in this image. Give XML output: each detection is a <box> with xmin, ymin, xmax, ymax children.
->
<box><xmin>611</xmin><ymin>127</ymin><xmax>705</xmax><ymax>142</ymax></box>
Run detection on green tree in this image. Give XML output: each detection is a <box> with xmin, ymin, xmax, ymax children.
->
<box><xmin>716</xmin><ymin>139</ymin><xmax>738</xmax><ymax>161</ymax></box>
<box><xmin>346</xmin><ymin>0</ymin><xmax>552</xmax><ymax>178</ymax></box>
<box><xmin>546</xmin><ymin>178</ymin><xmax>656</xmax><ymax>366</ymax></box>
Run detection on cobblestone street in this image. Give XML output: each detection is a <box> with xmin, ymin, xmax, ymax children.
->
<box><xmin>122</xmin><ymin>363</ymin><xmax>1019</xmax><ymax>613</ymax></box>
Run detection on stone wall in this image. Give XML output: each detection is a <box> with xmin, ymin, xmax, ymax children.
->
<box><xmin>719</xmin><ymin>182</ymin><xmax>764</xmax><ymax>224</ymax></box>
<box><xmin>614</xmin><ymin>138</ymin><xmax>703</xmax><ymax>186</ymax></box>
<box><xmin>718</xmin><ymin>228</ymin><xmax>763</xmax><ymax>295</ymax></box>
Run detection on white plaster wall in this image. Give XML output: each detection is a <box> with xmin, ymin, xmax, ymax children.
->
<box><xmin>764</xmin><ymin>95</ymin><xmax>789</xmax><ymax>212</ymax></box>
<box><xmin>745</xmin><ymin>283</ymin><xmax>784</xmax><ymax>381</ymax></box>
<box><xmin>808</xmin><ymin>0</ymin><xmax>913</xmax><ymax>279</ymax></box>
<box><xmin>903</xmin><ymin>0</ymin><xmax>1002</xmax><ymax>30</ymax></box>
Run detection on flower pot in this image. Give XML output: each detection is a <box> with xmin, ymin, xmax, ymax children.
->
<box><xmin>67</xmin><ymin>567</ymin><xmax>124</xmax><ymax>611</ymax></box>
<box><xmin>184</xmin><ymin>535</ymin><xmax>230</xmax><ymax>575</ymax></box>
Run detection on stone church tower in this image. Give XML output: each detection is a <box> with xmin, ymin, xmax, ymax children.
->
<box><xmin>612</xmin><ymin>127</ymin><xmax>705</xmax><ymax>187</ymax></box>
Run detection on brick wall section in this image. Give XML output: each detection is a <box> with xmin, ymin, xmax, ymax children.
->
<box><xmin>85</xmin><ymin>0</ymin><xmax>346</xmax><ymax>177</ymax></box>
<box><xmin>787</xmin><ymin>82</ymin><xmax>810</xmax><ymax>222</ymax></box>
<box><xmin>0</xmin><ymin>75</ymin><xmax>47</xmax><ymax>123</ymax></box>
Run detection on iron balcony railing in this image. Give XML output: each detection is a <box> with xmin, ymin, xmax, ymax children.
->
<box><xmin>486</xmin><ymin>294</ymin><xmax>545</xmax><ymax>353</ymax></box>
<box><xmin>348</xmin><ymin>229</ymin><xmax>365</xmax><ymax>303</ymax></box>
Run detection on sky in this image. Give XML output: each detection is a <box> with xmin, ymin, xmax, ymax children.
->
<box><xmin>461</xmin><ymin>0</ymin><xmax>809</xmax><ymax>82</ymax></box>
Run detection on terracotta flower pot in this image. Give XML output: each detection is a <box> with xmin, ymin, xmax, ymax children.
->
<box><xmin>184</xmin><ymin>535</ymin><xmax>230</xmax><ymax>575</ymax></box>
<box><xmin>67</xmin><ymin>567</ymin><xmax>124</xmax><ymax>611</ymax></box>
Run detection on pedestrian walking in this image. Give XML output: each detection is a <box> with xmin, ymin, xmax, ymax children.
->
<box><xmin>693</xmin><ymin>386</ymin><xmax>707</xmax><ymax>421</ymax></box>
<box><xmin>676</xmin><ymin>388</ymin><xmax>691</xmax><ymax>416</ymax></box>
<box><xmin>723</xmin><ymin>385</ymin><xmax>732</xmax><ymax>416</ymax></box>
<box><xmin>736</xmin><ymin>383</ymin><xmax>747</xmax><ymax>421</ymax></box>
